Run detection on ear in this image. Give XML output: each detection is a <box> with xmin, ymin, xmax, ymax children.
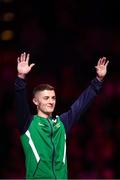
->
<box><xmin>33</xmin><ymin>97</ymin><xmax>38</xmax><ymax>106</ymax></box>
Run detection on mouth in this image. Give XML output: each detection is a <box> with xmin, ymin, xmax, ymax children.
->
<box><xmin>47</xmin><ymin>106</ymin><xmax>54</xmax><ymax>108</ymax></box>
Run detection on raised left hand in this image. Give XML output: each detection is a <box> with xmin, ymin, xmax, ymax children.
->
<box><xmin>95</xmin><ymin>57</ymin><xmax>109</xmax><ymax>81</ymax></box>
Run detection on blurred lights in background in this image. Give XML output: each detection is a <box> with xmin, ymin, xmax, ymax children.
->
<box><xmin>0</xmin><ymin>0</ymin><xmax>16</xmax><ymax>45</ymax></box>
<box><xmin>2</xmin><ymin>12</ymin><xmax>15</xmax><ymax>22</ymax></box>
<box><xmin>0</xmin><ymin>30</ymin><xmax>14</xmax><ymax>41</ymax></box>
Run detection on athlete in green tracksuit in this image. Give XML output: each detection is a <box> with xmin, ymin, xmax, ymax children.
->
<box><xmin>15</xmin><ymin>52</ymin><xmax>109</xmax><ymax>179</ymax></box>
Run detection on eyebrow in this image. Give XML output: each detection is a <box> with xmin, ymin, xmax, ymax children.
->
<box><xmin>43</xmin><ymin>95</ymin><xmax>56</xmax><ymax>98</ymax></box>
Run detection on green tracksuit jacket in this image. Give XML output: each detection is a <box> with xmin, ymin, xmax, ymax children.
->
<box><xmin>21</xmin><ymin>115</ymin><xmax>67</xmax><ymax>179</ymax></box>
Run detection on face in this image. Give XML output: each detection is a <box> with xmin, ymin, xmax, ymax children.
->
<box><xmin>33</xmin><ymin>90</ymin><xmax>56</xmax><ymax>117</ymax></box>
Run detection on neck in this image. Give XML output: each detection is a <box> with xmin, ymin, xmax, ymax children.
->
<box><xmin>37</xmin><ymin>111</ymin><xmax>52</xmax><ymax>119</ymax></box>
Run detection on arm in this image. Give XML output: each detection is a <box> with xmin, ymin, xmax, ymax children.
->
<box><xmin>60</xmin><ymin>57</ymin><xmax>109</xmax><ymax>132</ymax></box>
<box><xmin>15</xmin><ymin>52</ymin><xmax>35</xmax><ymax>134</ymax></box>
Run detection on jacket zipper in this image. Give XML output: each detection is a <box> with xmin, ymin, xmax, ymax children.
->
<box><xmin>33</xmin><ymin>161</ymin><xmax>40</xmax><ymax>177</ymax></box>
<box><xmin>48</xmin><ymin>118</ymin><xmax>57</xmax><ymax>179</ymax></box>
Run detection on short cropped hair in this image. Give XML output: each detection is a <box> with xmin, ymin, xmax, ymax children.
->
<box><xmin>33</xmin><ymin>84</ymin><xmax>55</xmax><ymax>96</ymax></box>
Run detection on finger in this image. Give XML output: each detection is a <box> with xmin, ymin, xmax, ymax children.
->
<box><xmin>30</xmin><ymin>63</ymin><xmax>35</xmax><ymax>69</ymax></box>
<box><xmin>23</xmin><ymin>52</ymin><xmax>26</xmax><ymax>62</ymax></box>
<box><xmin>101</xmin><ymin>59</ymin><xmax>105</xmax><ymax>65</ymax></box>
<box><xmin>100</xmin><ymin>57</ymin><xmax>106</xmax><ymax>65</ymax></box>
<box><xmin>17</xmin><ymin>57</ymin><xmax>20</xmax><ymax>63</ymax></box>
<box><xmin>26</xmin><ymin>53</ymin><xmax>30</xmax><ymax>64</ymax></box>
<box><xmin>105</xmin><ymin>60</ymin><xmax>109</xmax><ymax>67</ymax></box>
<box><xmin>97</xmin><ymin>58</ymin><xmax>101</xmax><ymax>66</ymax></box>
<box><xmin>101</xmin><ymin>57</ymin><xmax>106</xmax><ymax>60</ymax></box>
<box><xmin>95</xmin><ymin>66</ymin><xmax>99</xmax><ymax>70</ymax></box>
<box><xmin>20</xmin><ymin>53</ymin><xmax>24</xmax><ymax>62</ymax></box>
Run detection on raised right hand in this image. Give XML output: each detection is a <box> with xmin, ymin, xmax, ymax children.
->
<box><xmin>17</xmin><ymin>52</ymin><xmax>35</xmax><ymax>78</ymax></box>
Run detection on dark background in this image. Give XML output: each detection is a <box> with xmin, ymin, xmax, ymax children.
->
<box><xmin>0</xmin><ymin>0</ymin><xmax>120</xmax><ymax>178</ymax></box>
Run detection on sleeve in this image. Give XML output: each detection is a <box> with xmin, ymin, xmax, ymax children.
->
<box><xmin>60</xmin><ymin>78</ymin><xmax>103</xmax><ymax>132</ymax></box>
<box><xmin>14</xmin><ymin>77</ymin><xmax>33</xmax><ymax>135</ymax></box>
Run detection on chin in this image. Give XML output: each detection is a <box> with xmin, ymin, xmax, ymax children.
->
<box><xmin>46</xmin><ymin>110</ymin><xmax>53</xmax><ymax>115</ymax></box>
<box><xmin>47</xmin><ymin>108</ymin><xmax>54</xmax><ymax>112</ymax></box>
<box><xmin>48</xmin><ymin>111</ymin><xmax>53</xmax><ymax>114</ymax></box>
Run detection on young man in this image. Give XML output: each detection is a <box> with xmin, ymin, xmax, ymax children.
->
<box><xmin>15</xmin><ymin>52</ymin><xmax>109</xmax><ymax>179</ymax></box>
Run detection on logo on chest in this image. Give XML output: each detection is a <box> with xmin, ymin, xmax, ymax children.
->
<box><xmin>38</xmin><ymin>122</ymin><xmax>45</xmax><ymax>127</ymax></box>
<box><xmin>54</xmin><ymin>122</ymin><xmax>61</xmax><ymax>128</ymax></box>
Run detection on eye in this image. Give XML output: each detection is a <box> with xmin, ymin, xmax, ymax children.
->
<box><xmin>52</xmin><ymin>96</ymin><xmax>56</xmax><ymax>100</ymax></box>
<box><xmin>43</xmin><ymin>96</ymin><xmax>49</xmax><ymax>100</ymax></box>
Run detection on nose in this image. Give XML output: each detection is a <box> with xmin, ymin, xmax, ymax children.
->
<box><xmin>48</xmin><ymin>99</ymin><xmax>52</xmax><ymax>103</ymax></box>
<box><xmin>49</xmin><ymin>98</ymin><xmax>55</xmax><ymax>104</ymax></box>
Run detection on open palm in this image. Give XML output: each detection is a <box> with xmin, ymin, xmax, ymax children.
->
<box><xmin>17</xmin><ymin>52</ymin><xmax>35</xmax><ymax>75</ymax></box>
<box><xmin>95</xmin><ymin>57</ymin><xmax>109</xmax><ymax>80</ymax></box>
